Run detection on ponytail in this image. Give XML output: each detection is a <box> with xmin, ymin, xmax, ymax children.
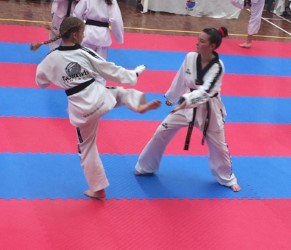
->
<box><xmin>30</xmin><ymin>17</ymin><xmax>84</xmax><ymax>51</ymax></box>
<box><xmin>30</xmin><ymin>33</ymin><xmax>62</xmax><ymax>51</ymax></box>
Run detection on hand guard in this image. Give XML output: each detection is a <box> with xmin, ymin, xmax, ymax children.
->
<box><xmin>135</xmin><ymin>65</ymin><xmax>146</xmax><ymax>76</ymax></box>
<box><xmin>171</xmin><ymin>97</ymin><xmax>186</xmax><ymax>113</ymax></box>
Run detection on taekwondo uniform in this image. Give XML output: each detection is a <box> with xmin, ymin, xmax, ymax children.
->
<box><xmin>230</xmin><ymin>0</ymin><xmax>265</xmax><ymax>35</ymax></box>
<box><xmin>50</xmin><ymin>0</ymin><xmax>79</xmax><ymax>50</ymax></box>
<box><xmin>247</xmin><ymin>0</ymin><xmax>265</xmax><ymax>36</ymax></box>
<box><xmin>73</xmin><ymin>0</ymin><xmax>124</xmax><ymax>60</ymax></box>
<box><xmin>135</xmin><ymin>51</ymin><xmax>238</xmax><ymax>188</ymax></box>
<box><xmin>36</xmin><ymin>44</ymin><xmax>146</xmax><ymax>192</ymax></box>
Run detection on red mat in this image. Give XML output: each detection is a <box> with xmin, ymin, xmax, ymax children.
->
<box><xmin>1</xmin><ymin>23</ymin><xmax>291</xmax><ymax>250</ymax></box>
<box><xmin>1</xmin><ymin>199</ymin><xmax>291</xmax><ymax>249</ymax></box>
<box><xmin>1</xmin><ymin>24</ymin><xmax>291</xmax><ymax>57</ymax></box>
<box><xmin>0</xmin><ymin>117</ymin><xmax>290</xmax><ymax>156</ymax></box>
<box><xmin>1</xmin><ymin>63</ymin><xmax>291</xmax><ymax>97</ymax></box>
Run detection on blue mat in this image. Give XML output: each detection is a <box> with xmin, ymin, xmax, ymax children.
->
<box><xmin>0</xmin><ymin>153</ymin><xmax>290</xmax><ymax>199</ymax></box>
<box><xmin>1</xmin><ymin>42</ymin><xmax>291</xmax><ymax>76</ymax></box>
<box><xmin>0</xmin><ymin>87</ymin><xmax>290</xmax><ymax>123</ymax></box>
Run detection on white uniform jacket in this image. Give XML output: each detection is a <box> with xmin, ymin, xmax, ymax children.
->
<box><xmin>165</xmin><ymin>51</ymin><xmax>227</xmax><ymax>132</ymax></box>
<box><xmin>36</xmin><ymin>44</ymin><xmax>137</xmax><ymax>126</ymax></box>
<box><xmin>73</xmin><ymin>0</ymin><xmax>124</xmax><ymax>47</ymax></box>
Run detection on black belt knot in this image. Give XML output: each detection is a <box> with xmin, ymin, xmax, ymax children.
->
<box><xmin>65</xmin><ymin>78</ymin><xmax>95</xmax><ymax>96</ymax></box>
<box><xmin>86</xmin><ymin>19</ymin><xmax>109</xmax><ymax>28</ymax></box>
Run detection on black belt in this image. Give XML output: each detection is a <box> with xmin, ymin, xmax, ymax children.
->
<box><xmin>184</xmin><ymin>92</ymin><xmax>218</xmax><ymax>150</ymax></box>
<box><xmin>86</xmin><ymin>19</ymin><xmax>109</xmax><ymax>28</ymax></box>
<box><xmin>184</xmin><ymin>107</ymin><xmax>197</xmax><ymax>150</ymax></box>
<box><xmin>65</xmin><ymin>78</ymin><xmax>95</xmax><ymax>96</ymax></box>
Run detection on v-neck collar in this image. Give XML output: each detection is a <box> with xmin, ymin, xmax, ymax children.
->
<box><xmin>196</xmin><ymin>52</ymin><xmax>219</xmax><ymax>83</ymax></box>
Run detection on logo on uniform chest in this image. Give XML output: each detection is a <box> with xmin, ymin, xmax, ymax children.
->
<box><xmin>62</xmin><ymin>62</ymin><xmax>90</xmax><ymax>83</ymax></box>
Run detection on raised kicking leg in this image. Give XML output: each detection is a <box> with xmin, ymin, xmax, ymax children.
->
<box><xmin>136</xmin><ymin>100</ymin><xmax>161</xmax><ymax>113</ymax></box>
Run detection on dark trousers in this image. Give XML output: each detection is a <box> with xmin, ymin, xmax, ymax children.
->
<box><xmin>265</xmin><ymin>0</ymin><xmax>274</xmax><ymax>11</ymax></box>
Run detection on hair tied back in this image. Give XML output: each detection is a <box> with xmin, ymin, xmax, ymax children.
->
<box><xmin>30</xmin><ymin>42</ymin><xmax>43</xmax><ymax>51</ymax></box>
<box><xmin>218</xmin><ymin>27</ymin><xmax>228</xmax><ymax>38</ymax></box>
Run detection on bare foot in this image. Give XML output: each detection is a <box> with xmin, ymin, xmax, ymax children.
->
<box><xmin>84</xmin><ymin>189</ymin><xmax>106</xmax><ymax>199</ymax></box>
<box><xmin>239</xmin><ymin>42</ymin><xmax>251</xmax><ymax>48</ymax></box>
<box><xmin>231</xmin><ymin>184</ymin><xmax>241</xmax><ymax>192</ymax></box>
<box><xmin>137</xmin><ymin>100</ymin><xmax>161</xmax><ymax>113</ymax></box>
<box><xmin>135</xmin><ymin>170</ymin><xmax>143</xmax><ymax>176</ymax></box>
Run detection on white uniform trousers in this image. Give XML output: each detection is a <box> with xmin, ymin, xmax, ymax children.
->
<box><xmin>230</xmin><ymin>0</ymin><xmax>244</xmax><ymax>9</ymax></box>
<box><xmin>82</xmin><ymin>41</ymin><xmax>108</xmax><ymax>60</ymax></box>
<box><xmin>77</xmin><ymin>87</ymin><xmax>146</xmax><ymax>192</ymax></box>
<box><xmin>248</xmin><ymin>0</ymin><xmax>265</xmax><ymax>35</ymax></box>
<box><xmin>135</xmin><ymin>110</ymin><xmax>238</xmax><ymax>187</ymax></box>
<box><xmin>77</xmin><ymin>119</ymin><xmax>108</xmax><ymax>192</ymax></box>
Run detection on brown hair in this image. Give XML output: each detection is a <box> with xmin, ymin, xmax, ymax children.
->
<box><xmin>202</xmin><ymin>27</ymin><xmax>228</xmax><ymax>49</ymax></box>
<box><xmin>31</xmin><ymin>17</ymin><xmax>84</xmax><ymax>51</ymax></box>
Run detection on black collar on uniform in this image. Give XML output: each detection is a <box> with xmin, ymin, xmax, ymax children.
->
<box><xmin>196</xmin><ymin>52</ymin><xmax>219</xmax><ymax>85</ymax></box>
<box><xmin>57</xmin><ymin>44</ymin><xmax>82</xmax><ymax>51</ymax></box>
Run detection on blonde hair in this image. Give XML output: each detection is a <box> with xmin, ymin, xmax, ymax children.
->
<box><xmin>31</xmin><ymin>17</ymin><xmax>84</xmax><ymax>51</ymax></box>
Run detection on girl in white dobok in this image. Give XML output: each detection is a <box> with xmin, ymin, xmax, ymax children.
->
<box><xmin>32</xmin><ymin>17</ymin><xmax>161</xmax><ymax>199</ymax></box>
<box><xmin>135</xmin><ymin>27</ymin><xmax>241</xmax><ymax>192</ymax></box>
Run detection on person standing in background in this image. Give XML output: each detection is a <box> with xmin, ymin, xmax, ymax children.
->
<box><xmin>265</xmin><ymin>0</ymin><xmax>274</xmax><ymax>12</ymax></box>
<box><xmin>231</xmin><ymin>0</ymin><xmax>265</xmax><ymax>48</ymax></box>
<box><xmin>73</xmin><ymin>0</ymin><xmax>124</xmax><ymax>60</ymax></box>
<box><xmin>49</xmin><ymin>0</ymin><xmax>79</xmax><ymax>50</ymax></box>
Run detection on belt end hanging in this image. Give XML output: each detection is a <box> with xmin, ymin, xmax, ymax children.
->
<box><xmin>201</xmin><ymin>137</ymin><xmax>205</xmax><ymax>145</ymax></box>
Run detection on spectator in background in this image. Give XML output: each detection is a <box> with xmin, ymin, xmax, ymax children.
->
<box><xmin>265</xmin><ymin>0</ymin><xmax>274</xmax><ymax>12</ymax></box>
<box><xmin>231</xmin><ymin>0</ymin><xmax>265</xmax><ymax>48</ymax></box>
<box><xmin>49</xmin><ymin>0</ymin><xmax>79</xmax><ymax>50</ymax></box>
<box><xmin>73</xmin><ymin>0</ymin><xmax>124</xmax><ymax>60</ymax></box>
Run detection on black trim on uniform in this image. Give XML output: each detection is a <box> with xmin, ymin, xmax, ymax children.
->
<box><xmin>57</xmin><ymin>44</ymin><xmax>82</xmax><ymax>51</ymax></box>
<box><xmin>57</xmin><ymin>44</ymin><xmax>104</xmax><ymax>60</ymax></box>
<box><xmin>80</xmin><ymin>47</ymin><xmax>105</xmax><ymax>60</ymax></box>
<box><xmin>76</xmin><ymin>127</ymin><xmax>83</xmax><ymax>143</ymax></box>
<box><xmin>206</xmin><ymin>61</ymin><xmax>222</xmax><ymax>94</ymax></box>
<box><xmin>196</xmin><ymin>52</ymin><xmax>221</xmax><ymax>91</ymax></box>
